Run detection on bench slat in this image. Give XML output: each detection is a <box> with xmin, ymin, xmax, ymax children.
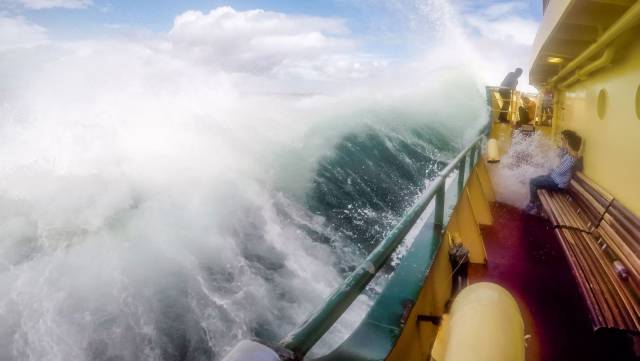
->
<box><xmin>556</xmin><ymin>194</ymin><xmax>591</xmax><ymax>230</ymax></box>
<box><xmin>559</xmin><ymin>229</ymin><xmax>640</xmax><ymax>331</ymax></box>
<box><xmin>569</xmin><ymin>179</ymin><xmax>608</xmax><ymax>227</ymax></box>
<box><xmin>576</xmin><ymin>230</ymin><xmax>640</xmax><ymax>330</ymax></box>
<box><xmin>539</xmin><ymin>190</ymin><xmax>591</xmax><ymax>231</ymax></box>
<box><xmin>553</xmin><ymin>228</ymin><xmax>607</xmax><ymax>327</ymax></box>
<box><xmin>595</xmin><ymin>223</ymin><xmax>640</xmax><ymax>286</ymax></box>
<box><xmin>539</xmin><ymin>191</ymin><xmax>561</xmax><ymax>227</ymax></box>
<box><xmin>606</xmin><ymin>202</ymin><xmax>640</xmax><ymax>249</ymax></box>
<box><xmin>575</xmin><ymin>172</ymin><xmax>614</xmax><ymax>204</ymax></box>
<box><xmin>559</xmin><ymin>229</ymin><xmax>614</xmax><ymax>328</ymax></box>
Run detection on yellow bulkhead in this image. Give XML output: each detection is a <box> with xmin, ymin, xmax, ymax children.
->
<box><xmin>529</xmin><ymin>1</ymin><xmax>640</xmax><ymax>216</ymax></box>
<box><xmin>557</xmin><ymin>35</ymin><xmax>640</xmax><ymax>216</ymax></box>
<box><xmin>385</xmin><ymin>158</ymin><xmax>511</xmax><ymax>361</ymax></box>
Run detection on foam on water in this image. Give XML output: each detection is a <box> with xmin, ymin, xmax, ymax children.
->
<box><xmin>0</xmin><ymin>2</ymin><xmax>494</xmax><ymax>360</ymax></box>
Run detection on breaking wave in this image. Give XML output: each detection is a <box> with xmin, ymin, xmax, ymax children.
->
<box><xmin>0</xmin><ymin>3</ymin><xmax>491</xmax><ymax>361</ymax></box>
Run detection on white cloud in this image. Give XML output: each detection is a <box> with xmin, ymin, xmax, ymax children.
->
<box><xmin>464</xmin><ymin>14</ymin><xmax>537</xmax><ymax>46</ymax></box>
<box><xmin>478</xmin><ymin>1</ymin><xmax>527</xmax><ymax>18</ymax></box>
<box><xmin>0</xmin><ymin>16</ymin><xmax>47</xmax><ymax>49</ymax></box>
<box><xmin>0</xmin><ymin>6</ymin><xmax>389</xmax><ymax>94</ymax></box>
<box><xmin>18</xmin><ymin>0</ymin><xmax>91</xmax><ymax>9</ymax></box>
<box><xmin>453</xmin><ymin>0</ymin><xmax>539</xmax><ymax>91</ymax></box>
<box><xmin>457</xmin><ymin>1</ymin><xmax>537</xmax><ymax>46</ymax></box>
<box><xmin>168</xmin><ymin>6</ymin><xmax>374</xmax><ymax>78</ymax></box>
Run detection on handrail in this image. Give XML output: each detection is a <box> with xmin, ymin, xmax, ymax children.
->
<box><xmin>279</xmin><ymin>134</ymin><xmax>485</xmax><ymax>358</ymax></box>
<box><xmin>559</xmin><ymin>45</ymin><xmax>617</xmax><ymax>90</ymax></box>
<box><xmin>485</xmin><ymin>87</ymin><xmax>519</xmax><ymax>124</ymax></box>
<box><xmin>549</xmin><ymin>0</ymin><xmax>640</xmax><ymax>86</ymax></box>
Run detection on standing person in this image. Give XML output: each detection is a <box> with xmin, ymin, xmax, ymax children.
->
<box><xmin>524</xmin><ymin>130</ymin><xmax>582</xmax><ymax>215</ymax></box>
<box><xmin>498</xmin><ymin>68</ymin><xmax>523</xmax><ymax>122</ymax></box>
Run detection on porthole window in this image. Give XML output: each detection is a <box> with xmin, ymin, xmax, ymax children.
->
<box><xmin>597</xmin><ymin>88</ymin><xmax>607</xmax><ymax>120</ymax></box>
<box><xmin>635</xmin><ymin>85</ymin><xmax>640</xmax><ymax>120</ymax></box>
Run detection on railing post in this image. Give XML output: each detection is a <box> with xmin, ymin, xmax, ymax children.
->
<box><xmin>434</xmin><ymin>183</ymin><xmax>445</xmax><ymax>227</ymax></box>
<box><xmin>457</xmin><ymin>154</ymin><xmax>466</xmax><ymax>196</ymax></box>
<box><xmin>469</xmin><ymin>145</ymin><xmax>477</xmax><ymax>169</ymax></box>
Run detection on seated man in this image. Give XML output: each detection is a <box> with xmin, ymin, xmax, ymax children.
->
<box><xmin>524</xmin><ymin>130</ymin><xmax>582</xmax><ymax>214</ymax></box>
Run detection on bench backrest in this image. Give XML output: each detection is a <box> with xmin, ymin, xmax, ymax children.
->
<box><xmin>595</xmin><ymin>200</ymin><xmax>640</xmax><ymax>288</ymax></box>
<box><xmin>568</xmin><ymin>172</ymin><xmax>614</xmax><ymax>230</ymax></box>
<box><xmin>576</xmin><ymin>173</ymin><xmax>640</xmax><ymax>304</ymax></box>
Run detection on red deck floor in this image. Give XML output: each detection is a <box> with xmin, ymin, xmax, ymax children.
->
<box><xmin>471</xmin><ymin>203</ymin><xmax>638</xmax><ymax>361</ymax></box>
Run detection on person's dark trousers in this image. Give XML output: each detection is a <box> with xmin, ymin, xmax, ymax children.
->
<box><xmin>499</xmin><ymin>89</ymin><xmax>512</xmax><ymax>122</ymax></box>
<box><xmin>529</xmin><ymin>175</ymin><xmax>562</xmax><ymax>208</ymax></box>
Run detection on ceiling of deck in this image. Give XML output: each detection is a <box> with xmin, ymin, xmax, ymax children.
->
<box><xmin>529</xmin><ymin>0</ymin><xmax>636</xmax><ymax>88</ymax></box>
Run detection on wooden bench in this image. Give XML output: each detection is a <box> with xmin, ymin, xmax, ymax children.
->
<box><xmin>538</xmin><ymin>172</ymin><xmax>640</xmax><ymax>333</ymax></box>
<box><xmin>539</xmin><ymin>172</ymin><xmax>613</xmax><ymax>232</ymax></box>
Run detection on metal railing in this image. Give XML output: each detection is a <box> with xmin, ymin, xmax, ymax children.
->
<box><xmin>485</xmin><ymin>86</ymin><xmax>544</xmax><ymax>126</ymax></box>
<box><xmin>279</xmin><ymin>134</ymin><xmax>485</xmax><ymax>359</ymax></box>
<box><xmin>486</xmin><ymin>86</ymin><xmax>521</xmax><ymax>124</ymax></box>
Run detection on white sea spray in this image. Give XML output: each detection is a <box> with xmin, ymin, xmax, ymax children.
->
<box><xmin>488</xmin><ymin>130</ymin><xmax>560</xmax><ymax>208</ymax></box>
<box><xmin>0</xmin><ymin>2</ymin><xmax>499</xmax><ymax>360</ymax></box>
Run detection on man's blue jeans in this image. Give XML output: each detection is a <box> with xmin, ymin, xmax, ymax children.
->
<box><xmin>529</xmin><ymin>175</ymin><xmax>562</xmax><ymax>208</ymax></box>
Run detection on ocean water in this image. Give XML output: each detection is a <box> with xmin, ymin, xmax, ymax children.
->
<box><xmin>0</xmin><ymin>2</ymin><xmax>493</xmax><ymax>361</ymax></box>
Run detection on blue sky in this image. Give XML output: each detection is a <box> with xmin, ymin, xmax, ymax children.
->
<box><xmin>6</xmin><ymin>0</ymin><xmax>543</xmax><ymax>52</ymax></box>
<box><xmin>1</xmin><ymin>0</ymin><xmax>544</xmax><ymax>89</ymax></box>
<box><xmin>20</xmin><ymin>1</ymin><xmax>418</xmax><ymax>57</ymax></box>
<box><xmin>12</xmin><ymin>1</ymin><xmax>543</xmax><ymax>31</ymax></box>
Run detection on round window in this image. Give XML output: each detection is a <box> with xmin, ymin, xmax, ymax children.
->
<box><xmin>597</xmin><ymin>88</ymin><xmax>607</xmax><ymax>120</ymax></box>
<box><xmin>635</xmin><ymin>85</ymin><xmax>640</xmax><ymax>120</ymax></box>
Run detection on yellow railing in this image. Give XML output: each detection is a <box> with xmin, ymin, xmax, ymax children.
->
<box><xmin>485</xmin><ymin>86</ymin><xmax>549</xmax><ymax>128</ymax></box>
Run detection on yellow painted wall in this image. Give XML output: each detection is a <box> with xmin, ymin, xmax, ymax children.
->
<box><xmin>386</xmin><ymin>162</ymin><xmax>494</xmax><ymax>361</ymax></box>
<box><xmin>558</xmin><ymin>36</ymin><xmax>640</xmax><ymax>217</ymax></box>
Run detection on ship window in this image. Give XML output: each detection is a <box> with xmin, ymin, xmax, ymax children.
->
<box><xmin>597</xmin><ymin>89</ymin><xmax>607</xmax><ymax>120</ymax></box>
<box><xmin>635</xmin><ymin>85</ymin><xmax>640</xmax><ymax>120</ymax></box>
